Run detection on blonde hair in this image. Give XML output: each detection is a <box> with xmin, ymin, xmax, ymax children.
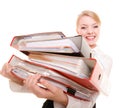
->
<box><xmin>76</xmin><ymin>10</ymin><xmax>101</xmax><ymax>27</ymax></box>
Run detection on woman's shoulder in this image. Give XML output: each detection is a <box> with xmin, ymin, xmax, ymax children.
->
<box><xmin>94</xmin><ymin>46</ymin><xmax>112</xmax><ymax>61</ymax></box>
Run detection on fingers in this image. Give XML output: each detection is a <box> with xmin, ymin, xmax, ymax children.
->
<box><xmin>40</xmin><ymin>78</ymin><xmax>58</xmax><ymax>93</ymax></box>
<box><xmin>24</xmin><ymin>73</ymin><xmax>42</xmax><ymax>89</ymax></box>
<box><xmin>23</xmin><ymin>73</ymin><xmax>67</xmax><ymax>104</ymax></box>
<box><xmin>24</xmin><ymin>74</ymin><xmax>56</xmax><ymax>95</ymax></box>
<box><xmin>39</xmin><ymin>78</ymin><xmax>68</xmax><ymax>105</ymax></box>
<box><xmin>0</xmin><ymin>63</ymin><xmax>12</xmax><ymax>77</ymax></box>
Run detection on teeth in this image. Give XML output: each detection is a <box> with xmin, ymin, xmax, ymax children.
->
<box><xmin>86</xmin><ymin>36</ymin><xmax>95</xmax><ymax>40</ymax></box>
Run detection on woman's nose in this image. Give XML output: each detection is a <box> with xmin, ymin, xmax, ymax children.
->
<box><xmin>87</xmin><ymin>27</ymin><xmax>94</xmax><ymax>34</ymax></box>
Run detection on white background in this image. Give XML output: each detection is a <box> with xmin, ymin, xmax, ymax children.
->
<box><xmin>0</xmin><ymin>0</ymin><xmax>119</xmax><ymax>107</ymax></box>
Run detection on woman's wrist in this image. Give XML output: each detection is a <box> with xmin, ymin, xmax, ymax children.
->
<box><xmin>60</xmin><ymin>93</ymin><xmax>68</xmax><ymax>107</ymax></box>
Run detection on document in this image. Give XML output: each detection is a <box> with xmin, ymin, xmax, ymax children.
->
<box><xmin>19</xmin><ymin>38</ymin><xmax>79</xmax><ymax>53</ymax></box>
<box><xmin>28</xmin><ymin>53</ymin><xmax>91</xmax><ymax>78</ymax></box>
<box><xmin>10</xmin><ymin>32</ymin><xmax>92</xmax><ymax>58</ymax></box>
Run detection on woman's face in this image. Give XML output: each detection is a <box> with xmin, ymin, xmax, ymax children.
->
<box><xmin>76</xmin><ymin>16</ymin><xmax>100</xmax><ymax>48</ymax></box>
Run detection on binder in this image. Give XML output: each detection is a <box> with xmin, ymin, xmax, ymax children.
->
<box><xmin>8</xmin><ymin>55</ymin><xmax>98</xmax><ymax>101</ymax></box>
<box><xmin>10</xmin><ymin>31</ymin><xmax>66</xmax><ymax>43</ymax></box>
<box><xmin>27</xmin><ymin>53</ymin><xmax>104</xmax><ymax>92</ymax></box>
<box><xmin>10</xmin><ymin>31</ymin><xmax>92</xmax><ymax>58</ymax></box>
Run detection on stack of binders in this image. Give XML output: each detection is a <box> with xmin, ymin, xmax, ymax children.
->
<box><xmin>9</xmin><ymin>31</ymin><xmax>106</xmax><ymax>101</ymax></box>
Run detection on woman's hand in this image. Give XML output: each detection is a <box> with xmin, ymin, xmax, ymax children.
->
<box><xmin>0</xmin><ymin>63</ymin><xmax>13</xmax><ymax>78</ymax></box>
<box><xmin>24</xmin><ymin>73</ymin><xmax>68</xmax><ymax>106</ymax></box>
<box><xmin>0</xmin><ymin>63</ymin><xmax>23</xmax><ymax>85</ymax></box>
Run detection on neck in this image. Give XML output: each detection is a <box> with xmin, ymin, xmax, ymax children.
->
<box><xmin>90</xmin><ymin>44</ymin><xmax>97</xmax><ymax>49</ymax></box>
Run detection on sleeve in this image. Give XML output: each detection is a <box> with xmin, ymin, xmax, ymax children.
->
<box><xmin>102</xmin><ymin>55</ymin><xmax>113</xmax><ymax>76</ymax></box>
<box><xmin>92</xmin><ymin>47</ymin><xmax>113</xmax><ymax>76</ymax></box>
<box><xmin>92</xmin><ymin>47</ymin><xmax>113</xmax><ymax>95</ymax></box>
<box><xmin>54</xmin><ymin>95</ymin><xmax>95</xmax><ymax>108</ymax></box>
<box><xmin>99</xmin><ymin>55</ymin><xmax>113</xmax><ymax>94</ymax></box>
<box><xmin>9</xmin><ymin>80</ymin><xmax>30</xmax><ymax>93</ymax></box>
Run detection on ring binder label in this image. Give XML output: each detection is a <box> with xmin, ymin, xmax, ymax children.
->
<box><xmin>67</xmin><ymin>87</ymin><xmax>76</xmax><ymax>96</ymax></box>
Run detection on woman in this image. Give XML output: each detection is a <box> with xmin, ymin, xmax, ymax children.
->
<box><xmin>42</xmin><ymin>10</ymin><xmax>112</xmax><ymax>108</ymax></box>
<box><xmin>0</xmin><ymin>10</ymin><xmax>112</xmax><ymax>108</ymax></box>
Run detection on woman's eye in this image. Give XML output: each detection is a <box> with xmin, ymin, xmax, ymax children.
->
<box><xmin>81</xmin><ymin>27</ymin><xmax>86</xmax><ymax>29</ymax></box>
<box><xmin>93</xmin><ymin>25</ymin><xmax>99</xmax><ymax>28</ymax></box>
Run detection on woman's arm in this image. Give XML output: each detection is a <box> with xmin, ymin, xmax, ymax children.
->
<box><xmin>24</xmin><ymin>74</ymin><xmax>68</xmax><ymax>107</ymax></box>
<box><xmin>0</xmin><ymin>63</ymin><xmax>68</xmax><ymax>106</ymax></box>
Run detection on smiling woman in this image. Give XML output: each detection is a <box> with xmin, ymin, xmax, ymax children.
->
<box><xmin>0</xmin><ymin>10</ymin><xmax>112</xmax><ymax>108</ymax></box>
<box><xmin>76</xmin><ymin>10</ymin><xmax>101</xmax><ymax>49</ymax></box>
<box><xmin>41</xmin><ymin>10</ymin><xmax>112</xmax><ymax>108</ymax></box>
